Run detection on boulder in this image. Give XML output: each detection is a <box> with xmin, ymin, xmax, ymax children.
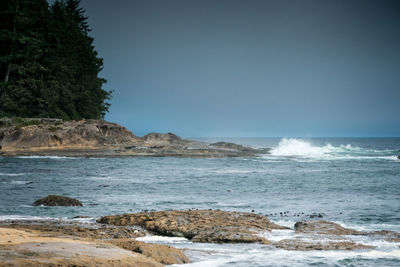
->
<box><xmin>33</xmin><ymin>195</ymin><xmax>83</xmax><ymax>207</ymax></box>
<box><xmin>109</xmin><ymin>239</ymin><xmax>190</xmax><ymax>265</ymax></box>
<box><xmin>98</xmin><ymin>210</ymin><xmax>288</xmax><ymax>243</ymax></box>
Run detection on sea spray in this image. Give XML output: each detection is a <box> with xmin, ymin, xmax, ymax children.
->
<box><xmin>269</xmin><ymin>138</ymin><xmax>398</xmax><ymax>160</ymax></box>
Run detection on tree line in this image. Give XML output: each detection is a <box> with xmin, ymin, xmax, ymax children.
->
<box><xmin>0</xmin><ymin>0</ymin><xmax>111</xmax><ymax>120</ymax></box>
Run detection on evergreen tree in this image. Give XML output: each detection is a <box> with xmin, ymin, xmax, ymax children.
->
<box><xmin>0</xmin><ymin>0</ymin><xmax>111</xmax><ymax>120</ymax></box>
<box><xmin>0</xmin><ymin>0</ymin><xmax>51</xmax><ymax>117</ymax></box>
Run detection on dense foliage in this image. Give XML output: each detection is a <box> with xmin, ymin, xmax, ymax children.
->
<box><xmin>0</xmin><ymin>0</ymin><xmax>111</xmax><ymax>120</ymax></box>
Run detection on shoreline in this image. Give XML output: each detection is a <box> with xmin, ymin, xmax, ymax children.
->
<box><xmin>0</xmin><ymin>119</ymin><xmax>270</xmax><ymax>158</ymax></box>
<box><xmin>0</xmin><ymin>209</ymin><xmax>399</xmax><ymax>266</ymax></box>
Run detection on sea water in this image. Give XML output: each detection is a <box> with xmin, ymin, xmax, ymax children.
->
<box><xmin>0</xmin><ymin>138</ymin><xmax>399</xmax><ymax>266</ymax></box>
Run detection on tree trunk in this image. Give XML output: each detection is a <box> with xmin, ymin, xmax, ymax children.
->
<box><xmin>5</xmin><ymin>2</ymin><xmax>18</xmax><ymax>84</ymax></box>
<box><xmin>4</xmin><ymin>63</ymin><xmax>10</xmax><ymax>83</ymax></box>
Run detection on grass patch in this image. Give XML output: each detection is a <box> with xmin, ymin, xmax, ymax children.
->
<box><xmin>12</xmin><ymin>117</ymin><xmax>41</xmax><ymax>127</ymax></box>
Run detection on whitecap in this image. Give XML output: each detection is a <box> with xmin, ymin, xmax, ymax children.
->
<box><xmin>267</xmin><ymin>138</ymin><xmax>398</xmax><ymax>161</ymax></box>
<box><xmin>0</xmin><ymin>173</ymin><xmax>26</xmax><ymax>176</ymax></box>
<box><xmin>17</xmin><ymin>155</ymin><xmax>77</xmax><ymax>159</ymax></box>
<box><xmin>9</xmin><ymin>180</ymin><xmax>33</xmax><ymax>185</ymax></box>
<box><xmin>0</xmin><ymin>215</ymin><xmax>58</xmax><ymax>221</ymax></box>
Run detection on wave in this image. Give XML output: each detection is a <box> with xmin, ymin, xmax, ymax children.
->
<box><xmin>17</xmin><ymin>155</ymin><xmax>77</xmax><ymax>159</ymax></box>
<box><xmin>0</xmin><ymin>173</ymin><xmax>26</xmax><ymax>176</ymax></box>
<box><xmin>0</xmin><ymin>215</ymin><xmax>59</xmax><ymax>221</ymax></box>
<box><xmin>269</xmin><ymin>138</ymin><xmax>398</xmax><ymax>160</ymax></box>
<box><xmin>136</xmin><ymin>235</ymin><xmax>189</xmax><ymax>243</ymax></box>
<box><xmin>0</xmin><ymin>215</ymin><xmax>95</xmax><ymax>223</ymax></box>
<box><xmin>7</xmin><ymin>180</ymin><xmax>33</xmax><ymax>185</ymax></box>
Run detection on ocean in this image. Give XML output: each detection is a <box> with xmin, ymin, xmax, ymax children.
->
<box><xmin>1</xmin><ymin>138</ymin><xmax>399</xmax><ymax>266</ymax></box>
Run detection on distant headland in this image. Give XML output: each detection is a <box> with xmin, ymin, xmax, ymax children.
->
<box><xmin>0</xmin><ymin>118</ymin><xmax>270</xmax><ymax>157</ymax></box>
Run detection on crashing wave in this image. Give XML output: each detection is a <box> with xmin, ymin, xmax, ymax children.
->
<box><xmin>269</xmin><ymin>138</ymin><xmax>397</xmax><ymax>160</ymax></box>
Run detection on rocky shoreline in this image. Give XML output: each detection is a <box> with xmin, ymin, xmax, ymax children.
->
<box><xmin>0</xmin><ymin>119</ymin><xmax>269</xmax><ymax>157</ymax></box>
<box><xmin>1</xmin><ymin>209</ymin><xmax>399</xmax><ymax>266</ymax></box>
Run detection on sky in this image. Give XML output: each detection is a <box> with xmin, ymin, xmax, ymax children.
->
<box><xmin>78</xmin><ymin>0</ymin><xmax>400</xmax><ymax>137</ymax></box>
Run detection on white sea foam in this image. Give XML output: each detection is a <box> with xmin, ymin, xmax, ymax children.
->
<box><xmin>69</xmin><ymin>217</ymin><xmax>96</xmax><ymax>223</ymax></box>
<box><xmin>17</xmin><ymin>155</ymin><xmax>77</xmax><ymax>159</ymax></box>
<box><xmin>260</xmin><ymin>229</ymin><xmax>295</xmax><ymax>242</ymax></box>
<box><xmin>8</xmin><ymin>180</ymin><xmax>33</xmax><ymax>185</ymax></box>
<box><xmin>0</xmin><ymin>173</ymin><xmax>26</xmax><ymax>176</ymax></box>
<box><xmin>136</xmin><ymin>235</ymin><xmax>189</xmax><ymax>243</ymax></box>
<box><xmin>178</xmin><ymin>243</ymin><xmax>400</xmax><ymax>267</ymax></box>
<box><xmin>268</xmin><ymin>138</ymin><xmax>398</xmax><ymax>161</ymax></box>
<box><xmin>0</xmin><ymin>215</ymin><xmax>59</xmax><ymax>221</ymax></box>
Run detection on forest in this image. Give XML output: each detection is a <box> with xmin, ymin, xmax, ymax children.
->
<box><xmin>0</xmin><ymin>0</ymin><xmax>111</xmax><ymax>120</ymax></box>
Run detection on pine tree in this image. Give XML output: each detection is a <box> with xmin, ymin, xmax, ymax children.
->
<box><xmin>0</xmin><ymin>0</ymin><xmax>51</xmax><ymax>117</ymax></box>
<box><xmin>0</xmin><ymin>0</ymin><xmax>111</xmax><ymax>120</ymax></box>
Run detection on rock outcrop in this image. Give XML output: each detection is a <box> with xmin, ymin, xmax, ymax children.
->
<box><xmin>271</xmin><ymin>220</ymin><xmax>400</xmax><ymax>251</ymax></box>
<box><xmin>33</xmin><ymin>195</ymin><xmax>83</xmax><ymax>207</ymax></box>
<box><xmin>2</xmin><ymin>220</ymin><xmax>147</xmax><ymax>240</ymax></box>
<box><xmin>98</xmin><ymin>210</ymin><xmax>288</xmax><ymax>243</ymax></box>
<box><xmin>0</xmin><ymin>119</ymin><xmax>270</xmax><ymax>157</ymax></box>
<box><xmin>0</xmin><ymin>220</ymin><xmax>190</xmax><ymax>266</ymax></box>
<box><xmin>0</xmin><ymin>227</ymin><xmax>163</xmax><ymax>267</ymax></box>
<box><xmin>0</xmin><ymin>119</ymin><xmax>136</xmax><ymax>150</ymax></box>
<box><xmin>1</xmin><ymin>213</ymin><xmax>397</xmax><ymax>263</ymax></box>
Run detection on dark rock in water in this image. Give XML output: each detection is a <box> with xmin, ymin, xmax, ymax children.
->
<box><xmin>397</xmin><ymin>155</ymin><xmax>400</xmax><ymax>160</ymax></box>
<box><xmin>33</xmin><ymin>195</ymin><xmax>83</xmax><ymax>207</ymax></box>
<box><xmin>72</xmin><ymin>215</ymin><xmax>91</xmax><ymax>219</ymax></box>
<box><xmin>97</xmin><ymin>210</ymin><xmax>288</xmax><ymax>244</ymax></box>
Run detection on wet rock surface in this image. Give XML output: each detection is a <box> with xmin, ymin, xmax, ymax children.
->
<box><xmin>294</xmin><ymin>220</ymin><xmax>364</xmax><ymax>235</ymax></box>
<box><xmin>0</xmin><ymin>220</ymin><xmax>190</xmax><ymax>266</ymax></box>
<box><xmin>0</xmin><ymin>212</ymin><xmax>398</xmax><ymax>264</ymax></box>
<box><xmin>270</xmin><ymin>219</ymin><xmax>400</xmax><ymax>251</ymax></box>
<box><xmin>32</xmin><ymin>195</ymin><xmax>83</xmax><ymax>207</ymax></box>
<box><xmin>98</xmin><ymin>210</ymin><xmax>289</xmax><ymax>243</ymax></box>
<box><xmin>274</xmin><ymin>239</ymin><xmax>375</xmax><ymax>251</ymax></box>
<box><xmin>0</xmin><ymin>220</ymin><xmax>147</xmax><ymax>240</ymax></box>
<box><xmin>368</xmin><ymin>230</ymin><xmax>400</xmax><ymax>242</ymax></box>
<box><xmin>0</xmin><ymin>227</ymin><xmax>163</xmax><ymax>267</ymax></box>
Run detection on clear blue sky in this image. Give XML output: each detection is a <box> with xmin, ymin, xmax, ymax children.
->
<box><xmin>79</xmin><ymin>0</ymin><xmax>400</xmax><ymax>137</ymax></box>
